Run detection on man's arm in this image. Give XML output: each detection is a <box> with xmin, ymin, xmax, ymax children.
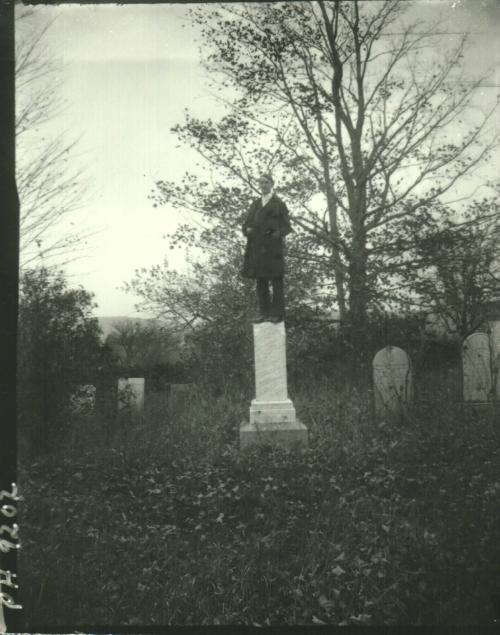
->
<box><xmin>270</xmin><ymin>200</ymin><xmax>292</xmax><ymax>237</ymax></box>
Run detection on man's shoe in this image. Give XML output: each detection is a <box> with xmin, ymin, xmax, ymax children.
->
<box><xmin>269</xmin><ymin>315</ymin><xmax>284</xmax><ymax>323</ymax></box>
<box><xmin>253</xmin><ymin>314</ymin><xmax>268</xmax><ymax>323</ymax></box>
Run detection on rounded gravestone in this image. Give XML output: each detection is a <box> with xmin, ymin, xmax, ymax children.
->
<box><xmin>373</xmin><ymin>346</ymin><xmax>413</xmax><ymax>419</ymax></box>
<box><xmin>486</xmin><ymin>300</ymin><xmax>500</xmax><ymax>399</ymax></box>
<box><xmin>168</xmin><ymin>383</ymin><xmax>197</xmax><ymax>420</ymax></box>
<box><xmin>462</xmin><ymin>332</ymin><xmax>492</xmax><ymax>403</ymax></box>
<box><xmin>118</xmin><ymin>377</ymin><xmax>145</xmax><ymax>412</ymax></box>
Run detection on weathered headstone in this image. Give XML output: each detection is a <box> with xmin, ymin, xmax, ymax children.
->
<box><xmin>240</xmin><ymin>321</ymin><xmax>307</xmax><ymax>449</ymax></box>
<box><xmin>490</xmin><ymin>321</ymin><xmax>500</xmax><ymax>359</ymax></box>
<box><xmin>168</xmin><ymin>383</ymin><xmax>197</xmax><ymax>419</ymax></box>
<box><xmin>69</xmin><ymin>384</ymin><xmax>96</xmax><ymax>414</ymax></box>
<box><xmin>373</xmin><ymin>346</ymin><xmax>413</xmax><ymax>419</ymax></box>
<box><xmin>482</xmin><ymin>297</ymin><xmax>500</xmax><ymax>400</ymax></box>
<box><xmin>118</xmin><ymin>377</ymin><xmax>145</xmax><ymax>412</ymax></box>
<box><xmin>462</xmin><ymin>333</ymin><xmax>492</xmax><ymax>403</ymax></box>
<box><xmin>487</xmin><ymin>310</ymin><xmax>500</xmax><ymax>400</ymax></box>
<box><xmin>487</xmin><ymin>322</ymin><xmax>500</xmax><ymax>402</ymax></box>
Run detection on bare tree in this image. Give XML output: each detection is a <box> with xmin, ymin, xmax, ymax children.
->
<box><xmin>16</xmin><ymin>7</ymin><xmax>93</xmax><ymax>270</ymax></box>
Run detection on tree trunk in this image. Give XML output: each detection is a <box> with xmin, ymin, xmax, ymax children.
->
<box><xmin>347</xmin><ymin>231</ymin><xmax>369</xmax><ymax>356</ymax></box>
<box><xmin>326</xmin><ymin>188</ymin><xmax>347</xmax><ymax>322</ymax></box>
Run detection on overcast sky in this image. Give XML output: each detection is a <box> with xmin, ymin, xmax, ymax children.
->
<box><xmin>16</xmin><ymin>1</ymin><xmax>500</xmax><ymax>317</ymax></box>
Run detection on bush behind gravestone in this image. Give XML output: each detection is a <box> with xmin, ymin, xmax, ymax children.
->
<box><xmin>17</xmin><ymin>267</ymin><xmax>109</xmax><ymax>456</ymax></box>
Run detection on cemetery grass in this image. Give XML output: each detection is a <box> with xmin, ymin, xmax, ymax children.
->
<box><xmin>18</xmin><ymin>377</ymin><xmax>500</xmax><ymax>627</ymax></box>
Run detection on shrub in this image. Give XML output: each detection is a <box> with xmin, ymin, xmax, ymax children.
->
<box><xmin>17</xmin><ymin>267</ymin><xmax>107</xmax><ymax>456</ymax></box>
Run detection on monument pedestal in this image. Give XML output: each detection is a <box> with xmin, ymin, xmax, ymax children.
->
<box><xmin>240</xmin><ymin>321</ymin><xmax>307</xmax><ymax>449</ymax></box>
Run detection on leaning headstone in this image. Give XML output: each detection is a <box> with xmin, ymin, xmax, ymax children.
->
<box><xmin>486</xmin><ymin>301</ymin><xmax>500</xmax><ymax>400</ymax></box>
<box><xmin>118</xmin><ymin>377</ymin><xmax>145</xmax><ymax>412</ymax></box>
<box><xmin>69</xmin><ymin>384</ymin><xmax>96</xmax><ymax>415</ymax></box>
<box><xmin>373</xmin><ymin>346</ymin><xmax>413</xmax><ymax>419</ymax></box>
<box><xmin>489</xmin><ymin>322</ymin><xmax>500</xmax><ymax>401</ymax></box>
<box><xmin>168</xmin><ymin>383</ymin><xmax>197</xmax><ymax>419</ymax></box>
<box><xmin>462</xmin><ymin>333</ymin><xmax>492</xmax><ymax>403</ymax></box>
<box><xmin>240</xmin><ymin>321</ymin><xmax>308</xmax><ymax>449</ymax></box>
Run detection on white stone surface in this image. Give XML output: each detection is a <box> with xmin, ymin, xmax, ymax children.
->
<box><xmin>373</xmin><ymin>346</ymin><xmax>413</xmax><ymax>418</ymax></box>
<box><xmin>253</xmin><ymin>321</ymin><xmax>288</xmax><ymax>401</ymax></box>
<box><xmin>490</xmin><ymin>321</ymin><xmax>500</xmax><ymax>357</ymax></box>
<box><xmin>241</xmin><ymin>322</ymin><xmax>307</xmax><ymax>448</ymax></box>
<box><xmin>463</xmin><ymin>333</ymin><xmax>492</xmax><ymax>402</ymax></box>
<box><xmin>250</xmin><ymin>399</ymin><xmax>296</xmax><ymax>424</ymax></box>
<box><xmin>489</xmin><ymin>320</ymin><xmax>500</xmax><ymax>399</ymax></box>
<box><xmin>240</xmin><ymin>419</ymin><xmax>308</xmax><ymax>450</ymax></box>
<box><xmin>118</xmin><ymin>377</ymin><xmax>145</xmax><ymax>411</ymax></box>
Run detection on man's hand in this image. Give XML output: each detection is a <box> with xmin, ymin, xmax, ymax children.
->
<box><xmin>245</xmin><ymin>227</ymin><xmax>255</xmax><ymax>236</ymax></box>
<box><xmin>268</xmin><ymin>229</ymin><xmax>281</xmax><ymax>238</ymax></box>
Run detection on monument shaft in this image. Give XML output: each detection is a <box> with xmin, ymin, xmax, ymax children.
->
<box><xmin>240</xmin><ymin>322</ymin><xmax>307</xmax><ymax>449</ymax></box>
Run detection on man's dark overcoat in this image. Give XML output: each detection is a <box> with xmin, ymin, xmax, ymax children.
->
<box><xmin>241</xmin><ymin>194</ymin><xmax>292</xmax><ymax>279</ymax></box>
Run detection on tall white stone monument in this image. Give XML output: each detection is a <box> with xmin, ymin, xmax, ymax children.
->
<box><xmin>240</xmin><ymin>321</ymin><xmax>307</xmax><ymax>449</ymax></box>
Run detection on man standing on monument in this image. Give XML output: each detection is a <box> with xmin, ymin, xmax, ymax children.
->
<box><xmin>241</xmin><ymin>173</ymin><xmax>292</xmax><ymax>323</ymax></box>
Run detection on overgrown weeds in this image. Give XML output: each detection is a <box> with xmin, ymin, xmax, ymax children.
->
<box><xmin>18</xmin><ymin>381</ymin><xmax>500</xmax><ymax>627</ymax></box>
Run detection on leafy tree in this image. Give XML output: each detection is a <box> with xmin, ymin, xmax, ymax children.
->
<box><xmin>18</xmin><ymin>268</ymin><xmax>105</xmax><ymax>455</ymax></box>
<box><xmin>127</xmin><ymin>233</ymin><xmax>337</xmax><ymax>386</ymax></box>
<box><xmin>128</xmin><ymin>250</ymin><xmax>260</xmax><ymax>386</ymax></box>
<box><xmin>151</xmin><ymin>0</ymin><xmax>498</xmax><ymax>343</ymax></box>
<box><xmin>409</xmin><ymin>201</ymin><xmax>500</xmax><ymax>339</ymax></box>
<box><xmin>16</xmin><ymin>8</ymin><xmax>93</xmax><ymax>269</ymax></box>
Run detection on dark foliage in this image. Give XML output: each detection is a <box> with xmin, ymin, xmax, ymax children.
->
<box><xmin>17</xmin><ymin>267</ymin><xmax>108</xmax><ymax>456</ymax></box>
<box><xmin>18</xmin><ymin>378</ymin><xmax>500</xmax><ymax>627</ymax></box>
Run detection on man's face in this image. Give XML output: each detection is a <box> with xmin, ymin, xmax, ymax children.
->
<box><xmin>259</xmin><ymin>176</ymin><xmax>273</xmax><ymax>195</ymax></box>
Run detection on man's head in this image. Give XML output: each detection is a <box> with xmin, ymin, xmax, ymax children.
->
<box><xmin>258</xmin><ymin>173</ymin><xmax>274</xmax><ymax>195</ymax></box>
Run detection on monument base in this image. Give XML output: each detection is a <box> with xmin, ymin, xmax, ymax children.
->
<box><xmin>250</xmin><ymin>398</ymin><xmax>296</xmax><ymax>424</ymax></box>
<box><xmin>239</xmin><ymin>419</ymin><xmax>308</xmax><ymax>450</ymax></box>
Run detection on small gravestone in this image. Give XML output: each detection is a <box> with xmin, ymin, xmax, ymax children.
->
<box><xmin>373</xmin><ymin>346</ymin><xmax>413</xmax><ymax>419</ymax></box>
<box><xmin>69</xmin><ymin>384</ymin><xmax>96</xmax><ymax>415</ymax></box>
<box><xmin>485</xmin><ymin>298</ymin><xmax>500</xmax><ymax>400</ymax></box>
<box><xmin>118</xmin><ymin>377</ymin><xmax>145</xmax><ymax>412</ymax></box>
<box><xmin>489</xmin><ymin>320</ymin><xmax>500</xmax><ymax>400</ymax></box>
<box><xmin>168</xmin><ymin>383</ymin><xmax>197</xmax><ymax>419</ymax></box>
<box><xmin>462</xmin><ymin>333</ymin><xmax>492</xmax><ymax>403</ymax></box>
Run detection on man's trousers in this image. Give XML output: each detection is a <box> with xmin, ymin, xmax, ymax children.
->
<box><xmin>256</xmin><ymin>276</ymin><xmax>284</xmax><ymax>319</ymax></box>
